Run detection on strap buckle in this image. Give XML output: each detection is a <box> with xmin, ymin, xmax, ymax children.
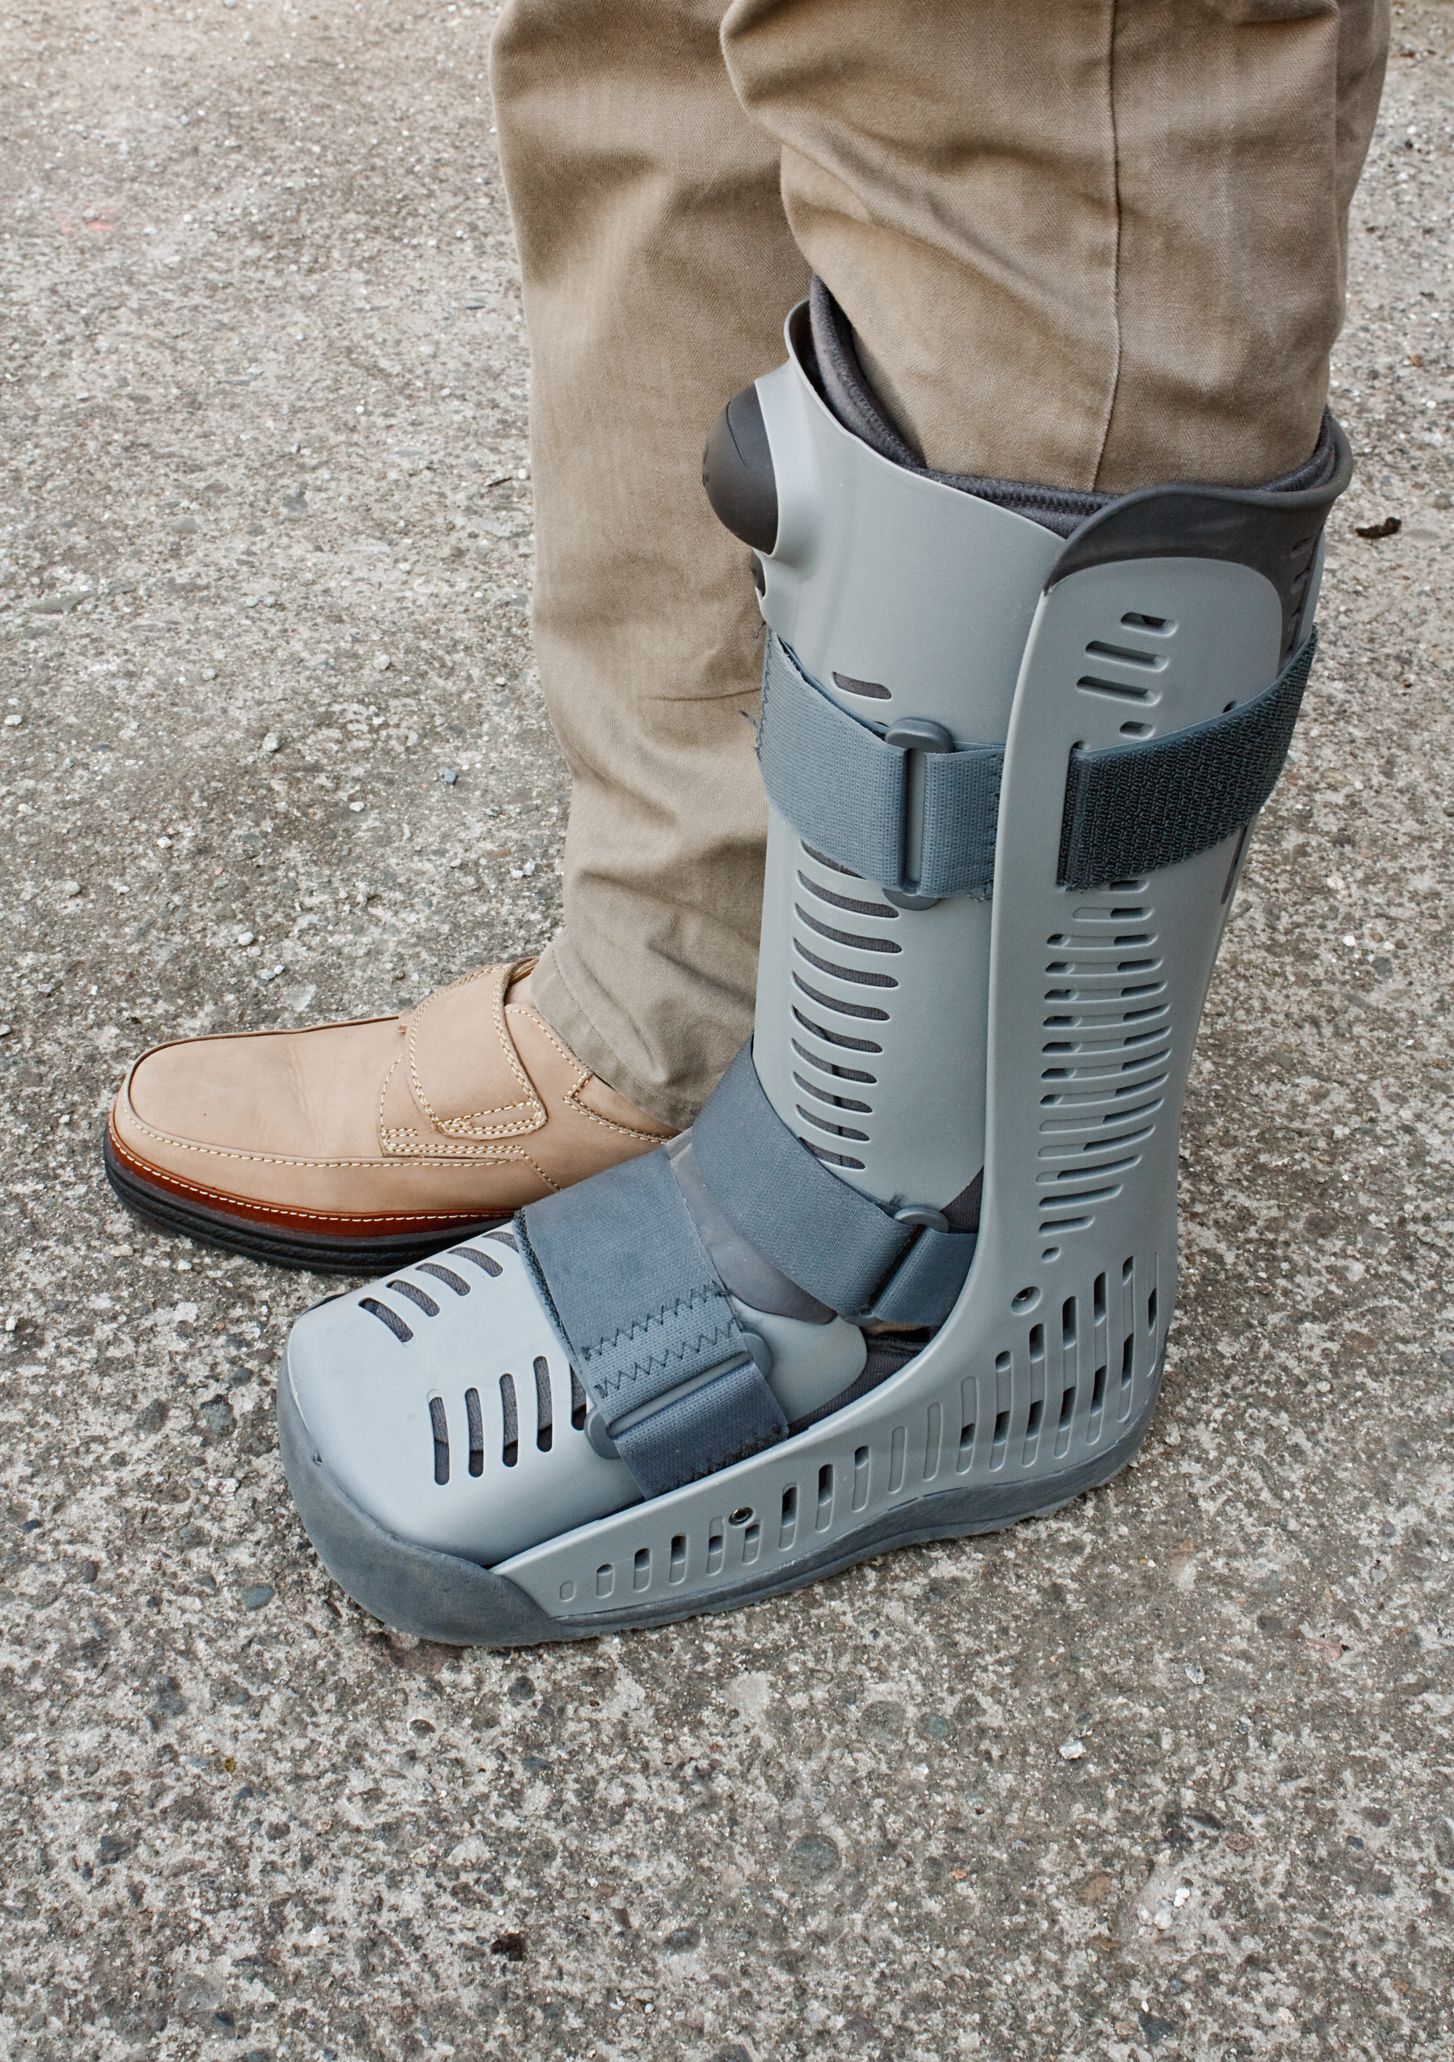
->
<box><xmin>883</xmin><ymin>719</ymin><xmax>953</xmax><ymax>910</ymax></box>
<box><xmin>852</xmin><ymin>1203</ymin><xmax>972</xmax><ymax>1328</ymax></box>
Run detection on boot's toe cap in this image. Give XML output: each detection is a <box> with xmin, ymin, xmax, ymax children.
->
<box><xmin>284</xmin><ymin>1236</ymin><xmax>637</xmax><ymax>1564</ymax></box>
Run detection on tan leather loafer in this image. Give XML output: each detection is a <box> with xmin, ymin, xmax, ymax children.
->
<box><xmin>103</xmin><ymin>961</ymin><xmax>674</xmax><ymax>1271</ymax></box>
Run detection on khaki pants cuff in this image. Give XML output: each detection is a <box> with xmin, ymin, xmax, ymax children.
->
<box><xmin>530</xmin><ymin>934</ymin><xmax>709</xmax><ymax>1134</ymax></box>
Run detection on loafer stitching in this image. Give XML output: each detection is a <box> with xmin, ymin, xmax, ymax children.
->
<box><xmin>404</xmin><ymin>963</ymin><xmax>548</xmax><ymax>1139</ymax></box>
<box><xmin>109</xmin><ymin>1131</ymin><xmax>498</xmax><ymax>1226</ymax></box>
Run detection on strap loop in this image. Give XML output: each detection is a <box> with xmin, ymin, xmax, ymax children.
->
<box><xmin>756</xmin><ymin>635</ymin><xmax>1002</xmax><ymax>899</ymax></box>
<box><xmin>518</xmin><ymin>1150</ymin><xmax>787</xmax><ymax>1498</ymax></box>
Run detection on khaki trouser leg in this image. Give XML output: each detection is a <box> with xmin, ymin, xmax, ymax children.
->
<box><xmin>721</xmin><ymin>0</ymin><xmax>1389</xmax><ymax>488</ymax></box>
<box><xmin>492</xmin><ymin>0</ymin><xmax>1388</xmax><ymax>1124</ymax></box>
<box><xmin>490</xmin><ymin>0</ymin><xmax>807</xmax><ymax>1130</ymax></box>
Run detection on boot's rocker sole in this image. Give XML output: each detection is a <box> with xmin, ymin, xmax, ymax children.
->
<box><xmin>278</xmin><ymin>1324</ymin><xmax>1161</xmax><ymax>1646</ymax></box>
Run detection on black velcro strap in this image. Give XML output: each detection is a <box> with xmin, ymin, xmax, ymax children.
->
<box><xmin>1058</xmin><ymin>630</ymin><xmax>1317</xmax><ymax>892</ymax></box>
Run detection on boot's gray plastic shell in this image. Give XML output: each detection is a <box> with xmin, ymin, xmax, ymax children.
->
<box><xmin>279</xmin><ymin>305</ymin><xmax>1333</xmax><ymax>1644</ymax></box>
<box><xmin>749</xmin><ymin>312</ymin><xmax>1062</xmax><ymax>1215</ymax></box>
<box><xmin>495</xmin><ymin>573</ymin><xmax>1283</xmax><ymax>1628</ymax></box>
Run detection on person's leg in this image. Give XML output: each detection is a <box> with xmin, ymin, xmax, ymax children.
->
<box><xmin>105</xmin><ymin>0</ymin><xmax>806</xmax><ymax>1264</ymax></box>
<box><xmin>491</xmin><ymin>0</ymin><xmax>808</xmax><ymax>1129</ymax></box>
<box><xmin>720</xmin><ymin>0</ymin><xmax>1388</xmax><ymax>490</ymax></box>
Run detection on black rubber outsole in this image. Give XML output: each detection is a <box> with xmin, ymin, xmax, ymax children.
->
<box><xmin>278</xmin><ymin>1350</ymin><xmax>1158</xmax><ymax>1648</ymax></box>
<box><xmin>102</xmin><ymin>1128</ymin><xmax>505</xmax><ymax>1276</ymax></box>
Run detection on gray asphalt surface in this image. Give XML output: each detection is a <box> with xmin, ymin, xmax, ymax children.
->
<box><xmin>2</xmin><ymin>4</ymin><xmax>1452</xmax><ymax>2058</ymax></box>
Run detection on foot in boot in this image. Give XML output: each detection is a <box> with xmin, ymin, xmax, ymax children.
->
<box><xmin>104</xmin><ymin>960</ymin><xmax>673</xmax><ymax>1271</ymax></box>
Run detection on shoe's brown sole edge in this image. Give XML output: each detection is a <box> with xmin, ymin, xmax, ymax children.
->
<box><xmin>278</xmin><ymin>1349</ymin><xmax>1160</xmax><ymax>1649</ymax></box>
<box><xmin>102</xmin><ymin>1128</ymin><xmax>504</xmax><ymax>1276</ymax></box>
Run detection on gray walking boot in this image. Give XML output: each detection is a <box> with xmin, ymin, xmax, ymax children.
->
<box><xmin>276</xmin><ymin>288</ymin><xmax>1349</xmax><ymax>1645</ymax></box>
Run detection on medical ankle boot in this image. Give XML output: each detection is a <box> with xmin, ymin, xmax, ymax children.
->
<box><xmin>276</xmin><ymin>291</ymin><xmax>1349</xmax><ymax>1644</ymax></box>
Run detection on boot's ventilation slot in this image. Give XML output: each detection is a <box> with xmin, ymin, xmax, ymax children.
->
<box><xmin>793</xmin><ymin>974</ymin><xmax>889</xmax><ymax>1024</ymax></box>
<box><xmin>832</xmin><ymin>671</ymin><xmax>890</xmax><ymax>701</ymax></box>
<box><xmin>779</xmin><ymin>1483</ymin><xmax>799</xmax><ymax>1548</ymax></box>
<box><xmin>465</xmin><ymin>1387</ymin><xmax>484</xmax><ymax>1476</ymax></box>
<box><xmin>1055</xmin><ymin>1384</ymin><xmax>1077</xmax><ymax>1454</ymax></box>
<box><xmin>796</xmin><ymin>906</ymin><xmax>902</xmax><ymax>955</ymax></box>
<box><xmin>804</xmin><ymin>1142</ymin><xmax>867</xmax><ymax>1171</ymax></box>
<box><xmin>534</xmin><ymin>1356</ymin><xmax>553</xmax><ymax>1452</ymax></box>
<box><xmin>389</xmin><ymin>1278</ymin><xmax>439</xmax><ymax>1318</ymax></box>
<box><xmin>360</xmin><ymin>1297</ymin><xmax>412</xmax><ymax>1343</ymax></box>
<box><xmin>791</xmin><ymin>1006</ymin><xmax>882</xmax><ymax>1055</ymax></box>
<box><xmin>1084</xmin><ymin>640</ymin><xmax>1166</xmax><ymax>670</ymax></box>
<box><xmin>791</xmin><ymin>1037</ymin><xmax>875</xmax><ymax>1085</ymax></box>
<box><xmin>429</xmin><ymin>1396</ymin><xmax>449</xmax><ymax>1485</ymax></box>
<box><xmin>1077</xmin><ymin>675</ymin><xmax>1156</xmax><ymax>705</ymax></box>
<box><xmin>569</xmin><ymin>1367</ymin><xmax>588</xmax><ymax>1431</ymax></box>
<box><xmin>793</xmin><ymin>1072</ymin><xmax>872</xmax><ymax>1115</ymax></box>
<box><xmin>794</xmin><ymin>940</ymin><xmax>898</xmax><ymax>990</ymax></box>
<box><xmin>417</xmin><ymin>1261</ymin><xmax>469</xmax><ymax>1296</ymax></box>
<box><xmin>499</xmin><ymin>1373</ymin><xmax>519</xmax><ymax>1468</ymax></box>
<box><xmin>455</xmin><ymin>1245</ymin><xmax>503</xmax><ymax>1278</ymax></box>
<box><xmin>797</xmin><ymin>871</ymin><xmax>899</xmax><ymax>922</ymax></box>
<box><xmin>888</xmin><ymin>1427</ymin><xmax>907</xmax><ymax>1493</ymax></box>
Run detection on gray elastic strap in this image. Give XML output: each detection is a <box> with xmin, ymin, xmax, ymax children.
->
<box><xmin>691</xmin><ymin>1047</ymin><xmax>975</xmax><ymax>1328</ymax></box>
<box><xmin>758</xmin><ymin>634</ymin><xmax>1002</xmax><ymax>899</ymax></box>
<box><xmin>517</xmin><ymin>1152</ymin><xmax>787</xmax><ymax>1499</ymax></box>
<box><xmin>1059</xmin><ymin>630</ymin><xmax>1318</xmax><ymax>892</ymax></box>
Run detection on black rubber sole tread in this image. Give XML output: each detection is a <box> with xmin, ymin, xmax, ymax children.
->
<box><xmin>278</xmin><ymin>1354</ymin><xmax>1156</xmax><ymax>1648</ymax></box>
<box><xmin>103</xmin><ymin>1128</ymin><xmax>505</xmax><ymax>1276</ymax></box>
